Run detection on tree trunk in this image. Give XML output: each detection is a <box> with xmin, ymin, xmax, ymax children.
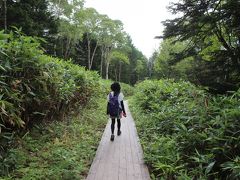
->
<box><xmin>87</xmin><ymin>33</ymin><xmax>91</xmax><ymax>70</ymax></box>
<box><xmin>61</xmin><ymin>38</ymin><xmax>64</xmax><ymax>58</ymax></box>
<box><xmin>4</xmin><ymin>0</ymin><xmax>7</xmax><ymax>31</ymax></box>
<box><xmin>100</xmin><ymin>46</ymin><xmax>104</xmax><ymax>78</ymax></box>
<box><xmin>115</xmin><ymin>67</ymin><xmax>118</xmax><ymax>81</ymax></box>
<box><xmin>148</xmin><ymin>62</ymin><xmax>152</xmax><ymax>77</ymax></box>
<box><xmin>54</xmin><ymin>43</ymin><xmax>56</xmax><ymax>56</ymax></box>
<box><xmin>118</xmin><ymin>62</ymin><xmax>122</xmax><ymax>82</ymax></box>
<box><xmin>90</xmin><ymin>40</ymin><xmax>98</xmax><ymax>70</ymax></box>
<box><xmin>105</xmin><ymin>46</ymin><xmax>112</xmax><ymax>79</ymax></box>
<box><xmin>106</xmin><ymin>61</ymin><xmax>109</xmax><ymax>79</ymax></box>
<box><xmin>66</xmin><ymin>40</ymin><xmax>72</xmax><ymax>58</ymax></box>
<box><xmin>57</xmin><ymin>0</ymin><xmax>61</xmax><ymax>18</ymax></box>
<box><xmin>64</xmin><ymin>37</ymin><xmax>71</xmax><ymax>59</ymax></box>
<box><xmin>214</xmin><ymin>26</ymin><xmax>233</xmax><ymax>56</ymax></box>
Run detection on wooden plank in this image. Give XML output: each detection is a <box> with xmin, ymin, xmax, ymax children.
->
<box><xmin>86</xmin><ymin>102</ymin><xmax>150</xmax><ymax>180</ymax></box>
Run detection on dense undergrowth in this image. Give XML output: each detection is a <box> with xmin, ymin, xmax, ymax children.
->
<box><xmin>1</xmin><ymin>100</ymin><xmax>107</xmax><ymax>179</ymax></box>
<box><xmin>0</xmin><ymin>30</ymin><xmax>133</xmax><ymax>178</ymax></box>
<box><xmin>0</xmin><ymin>30</ymin><xmax>100</xmax><ymax>130</ymax></box>
<box><xmin>129</xmin><ymin>79</ymin><xmax>240</xmax><ymax>179</ymax></box>
<box><xmin>100</xmin><ymin>79</ymin><xmax>134</xmax><ymax>97</ymax></box>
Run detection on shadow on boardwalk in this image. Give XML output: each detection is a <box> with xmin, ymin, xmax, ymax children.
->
<box><xmin>86</xmin><ymin>102</ymin><xmax>150</xmax><ymax>180</ymax></box>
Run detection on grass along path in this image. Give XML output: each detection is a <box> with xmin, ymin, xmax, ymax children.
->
<box><xmin>1</xmin><ymin>99</ymin><xmax>107</xmax><ymax>180</ymax></box>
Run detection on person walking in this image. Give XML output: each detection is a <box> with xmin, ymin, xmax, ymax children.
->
<box><xmin>107</xmin><ymin>82</ymin><xmax>126</xmax><ymax>141</ymax></box>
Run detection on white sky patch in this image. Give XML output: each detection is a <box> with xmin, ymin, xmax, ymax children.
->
<box><xmin>85</xmin><ymin>0</ymin><xmax>177</xmax><ymax>58</ymax></box>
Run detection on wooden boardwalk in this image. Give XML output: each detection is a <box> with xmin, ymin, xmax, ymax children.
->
<box><xmin>86</xmin><ymin>102</ymin><xmax>150</xmax><ymax>180</ymax></box>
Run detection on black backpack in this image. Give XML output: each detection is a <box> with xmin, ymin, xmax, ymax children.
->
<box><xmin>108</xmin><ymin>93</ymin><xmax>119</xmax><ymax>116</ymax></box>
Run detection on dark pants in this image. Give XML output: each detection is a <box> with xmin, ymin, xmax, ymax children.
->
<box><xmin>111</xmin><ymin>118</ymin><xmax>121</xmax><ymax>134</ymax></box>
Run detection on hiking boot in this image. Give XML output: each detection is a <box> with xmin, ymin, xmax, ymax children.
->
<box><xmin>117</xmin><ymin>130</ymin><xmax>121</xmax><ymax>136</ymax></box>
<box><xmin>110</xmin><ymin>134</ymin><xmax>114</xmax><ymax>141</ymax></box>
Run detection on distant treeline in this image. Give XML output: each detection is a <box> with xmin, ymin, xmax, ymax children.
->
<box><xmin>0</xmin><ymin>0</ymin><xmax>148</xmax><ymax>84</ymax></box>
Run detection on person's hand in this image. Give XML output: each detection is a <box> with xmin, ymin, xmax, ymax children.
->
<box><xmin>123</xmin><ymin>112</ymin><xmax>127</xmax><ymax>117</ymax></box>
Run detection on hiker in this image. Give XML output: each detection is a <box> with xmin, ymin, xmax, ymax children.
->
<box><xmin>107</xmin><ymin>82</ymin><xmax>126</xmax><ymax>141</ymax></box>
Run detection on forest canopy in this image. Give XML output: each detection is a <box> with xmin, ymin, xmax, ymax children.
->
<box><xmin>0</xmin><ymin>0</ymin><xmax>148</xmax><ymax>84</ymax></box>
<box><xmin>152</xmin><ymin>0</ymin><xmax>240</xmax><ymax>93</ymax></box>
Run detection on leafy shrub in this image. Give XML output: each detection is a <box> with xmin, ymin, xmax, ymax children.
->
<box><xmin>121</xmin><ymin>82</ymin><xmax>134</xmax><ymax>97</ymax></box>
<box><xmin>0</xmin><ymin>30</ymin><xmax>133</xmax><ymax>177</ymax></box>
<box><xmin>0</xmin><ymin>99</ymin><xmax>107</xmax><ymax>179</ymax></box>
<box><xmin>0</xmin><ymin>30</ymin><xmax>100</xmax><ymax>130</ymax></box>
<box><xmin>130</xmin><ymin>79</ymin><xmax>240</xmax><ymax>179</ymax></box>
<box><xmin>0</xmin><ymin>30</ymin><xmax>101</xmax><ymax>174</ymax></box>
<box><xmin>99</xmin><ymin>79</ymin><xmax>134</xmax><ymax>98</ymax></box>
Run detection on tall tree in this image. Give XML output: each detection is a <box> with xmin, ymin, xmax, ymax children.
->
<box><xmin>57</xmin><ymin>19</ymin><xmax>84</xmax><ymax>59</ymax></box>
<box><xmin>126</xmin><ymin>41</ymin><xmax>147</xmax><ymax>84</ymax></box>
<box><xmin>46</xmin><ymin>0</ymin><xmax>84</xmax><ymax>58</ymax></box>
<box><xmin>148</xmin><ymin>50</ymin><xmax>158</xmax><ymax>78</ymax></box>
<box><xmin>110</xmin><ymin>50</ymin><xmax>129</xmax><ymax>81</ymax></box>
<box><xmin>48</xmin><ymin>0</ymin><xmax>84</xmax><ymax>19</ymax></box>
<box><xmin>3</xmin><ymin>0</ymin><xmax>7</xmax><ymax>31</ymax></box>
<box><xmin>0</xmin><ymin>0</ymin><xmax>8</xmax><ymax>31</ymax></box>
<box><xmin>75</xmin><ymin>8</ymin><xmax>102</xmax><ymax>70</ymax></box>
<box><xmin>154</xmin><ymin>38</ymin><xmax>190</xmax><ymax>79</ymax></box>
<box><xmin>97</xmin><ymin>18</ymin><xmax>127</xmax><ymax>79</ymax></box>
<box><xmin>135</xmin><ymin>59</ymin><xmax>144</xmax><ymax>81</ymax></box>
<box><xmin>162</xmin><ymin>0</ymin><xmax>240</xmax><ymax>91</ymax></box>
<box><xmin>1</xmin><ymin>0</ymin><xmax>58</xmax><ymax>36</ymax></box>
<box><xmin>98</xmin><ymin>15</ymin><xmax>113</xmax><ymax>78</ymax></box>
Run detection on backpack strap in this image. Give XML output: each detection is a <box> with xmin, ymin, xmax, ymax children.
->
<box><xmin>109</xmin><ymin>92</ymin><xmax>119</xmax><ymax>99</ymax></box>
<box><xmin>109</xmin><ymin>92</ymin><xmax>113</xmax><ymax>100</ymax></box>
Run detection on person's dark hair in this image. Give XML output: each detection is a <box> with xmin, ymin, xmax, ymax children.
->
<box><xmin>111</xmin><ymin>82</ymin><xmax>121</xmax><ymax>95</ymax></box>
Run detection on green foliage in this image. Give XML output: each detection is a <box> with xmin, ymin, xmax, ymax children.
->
<box><xmin>153</xmin><ymin>38</ymin><xmax>194</xmax><ymax>80</ymax></box>
<box><xmin>135</xmin><ymin>59</ymin><xmax>148</xmax><ymax>82</ymax></box>
<box><xmin>0</xmin><ymin>30</ymin><xmax>101</xmax><ymax>162</ymax></box>
<box><xmin>120</xmin><ymin>83</ymin><xmax>134</xmax><ymax>97</ymax></box>
<box><xmin>0</xmin><ymin>30</ymin><xmax>100</xmax><ymax>128</ymax></box>
<box><xmin>121</xmin><ymin>39</ymin><xmax>148</xmax><ymax>85</ymax></box>
<box><xmin>0</xmin><ymin>99</ymin><xmax>107</xmax><ymax>179</ymax></box>
<box><xmin>1</xmin><ymin>1</ymin><xmax>148</xmax><ymax>84</ymax></box>
<box><xmin>99</xmin><ymin>79</ymin><xmax>134</xmax><ymax>98</ymax></box>
<box><xmin>161</xmin><ymin>0</ymin><xmax>240</xmax><ymax>92</ymax></box>
<box><xmin>1</xmin><ymin>0</ymin><xmax>58</xmax><ymax>36</ymax></box>
<box><xmin>48</xmin><ymin>0</ymin><xmax>84</xmax><ymax>18</ymax></box>
<box><xmin>110</xmin><ymin>50</ymin><xmax>129</xmax><ymax>65</ymax></box>
<box><xmin>130</xmin><ymin>79</ymin><xmax>240</xmax><ymax>179</ymax></box>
